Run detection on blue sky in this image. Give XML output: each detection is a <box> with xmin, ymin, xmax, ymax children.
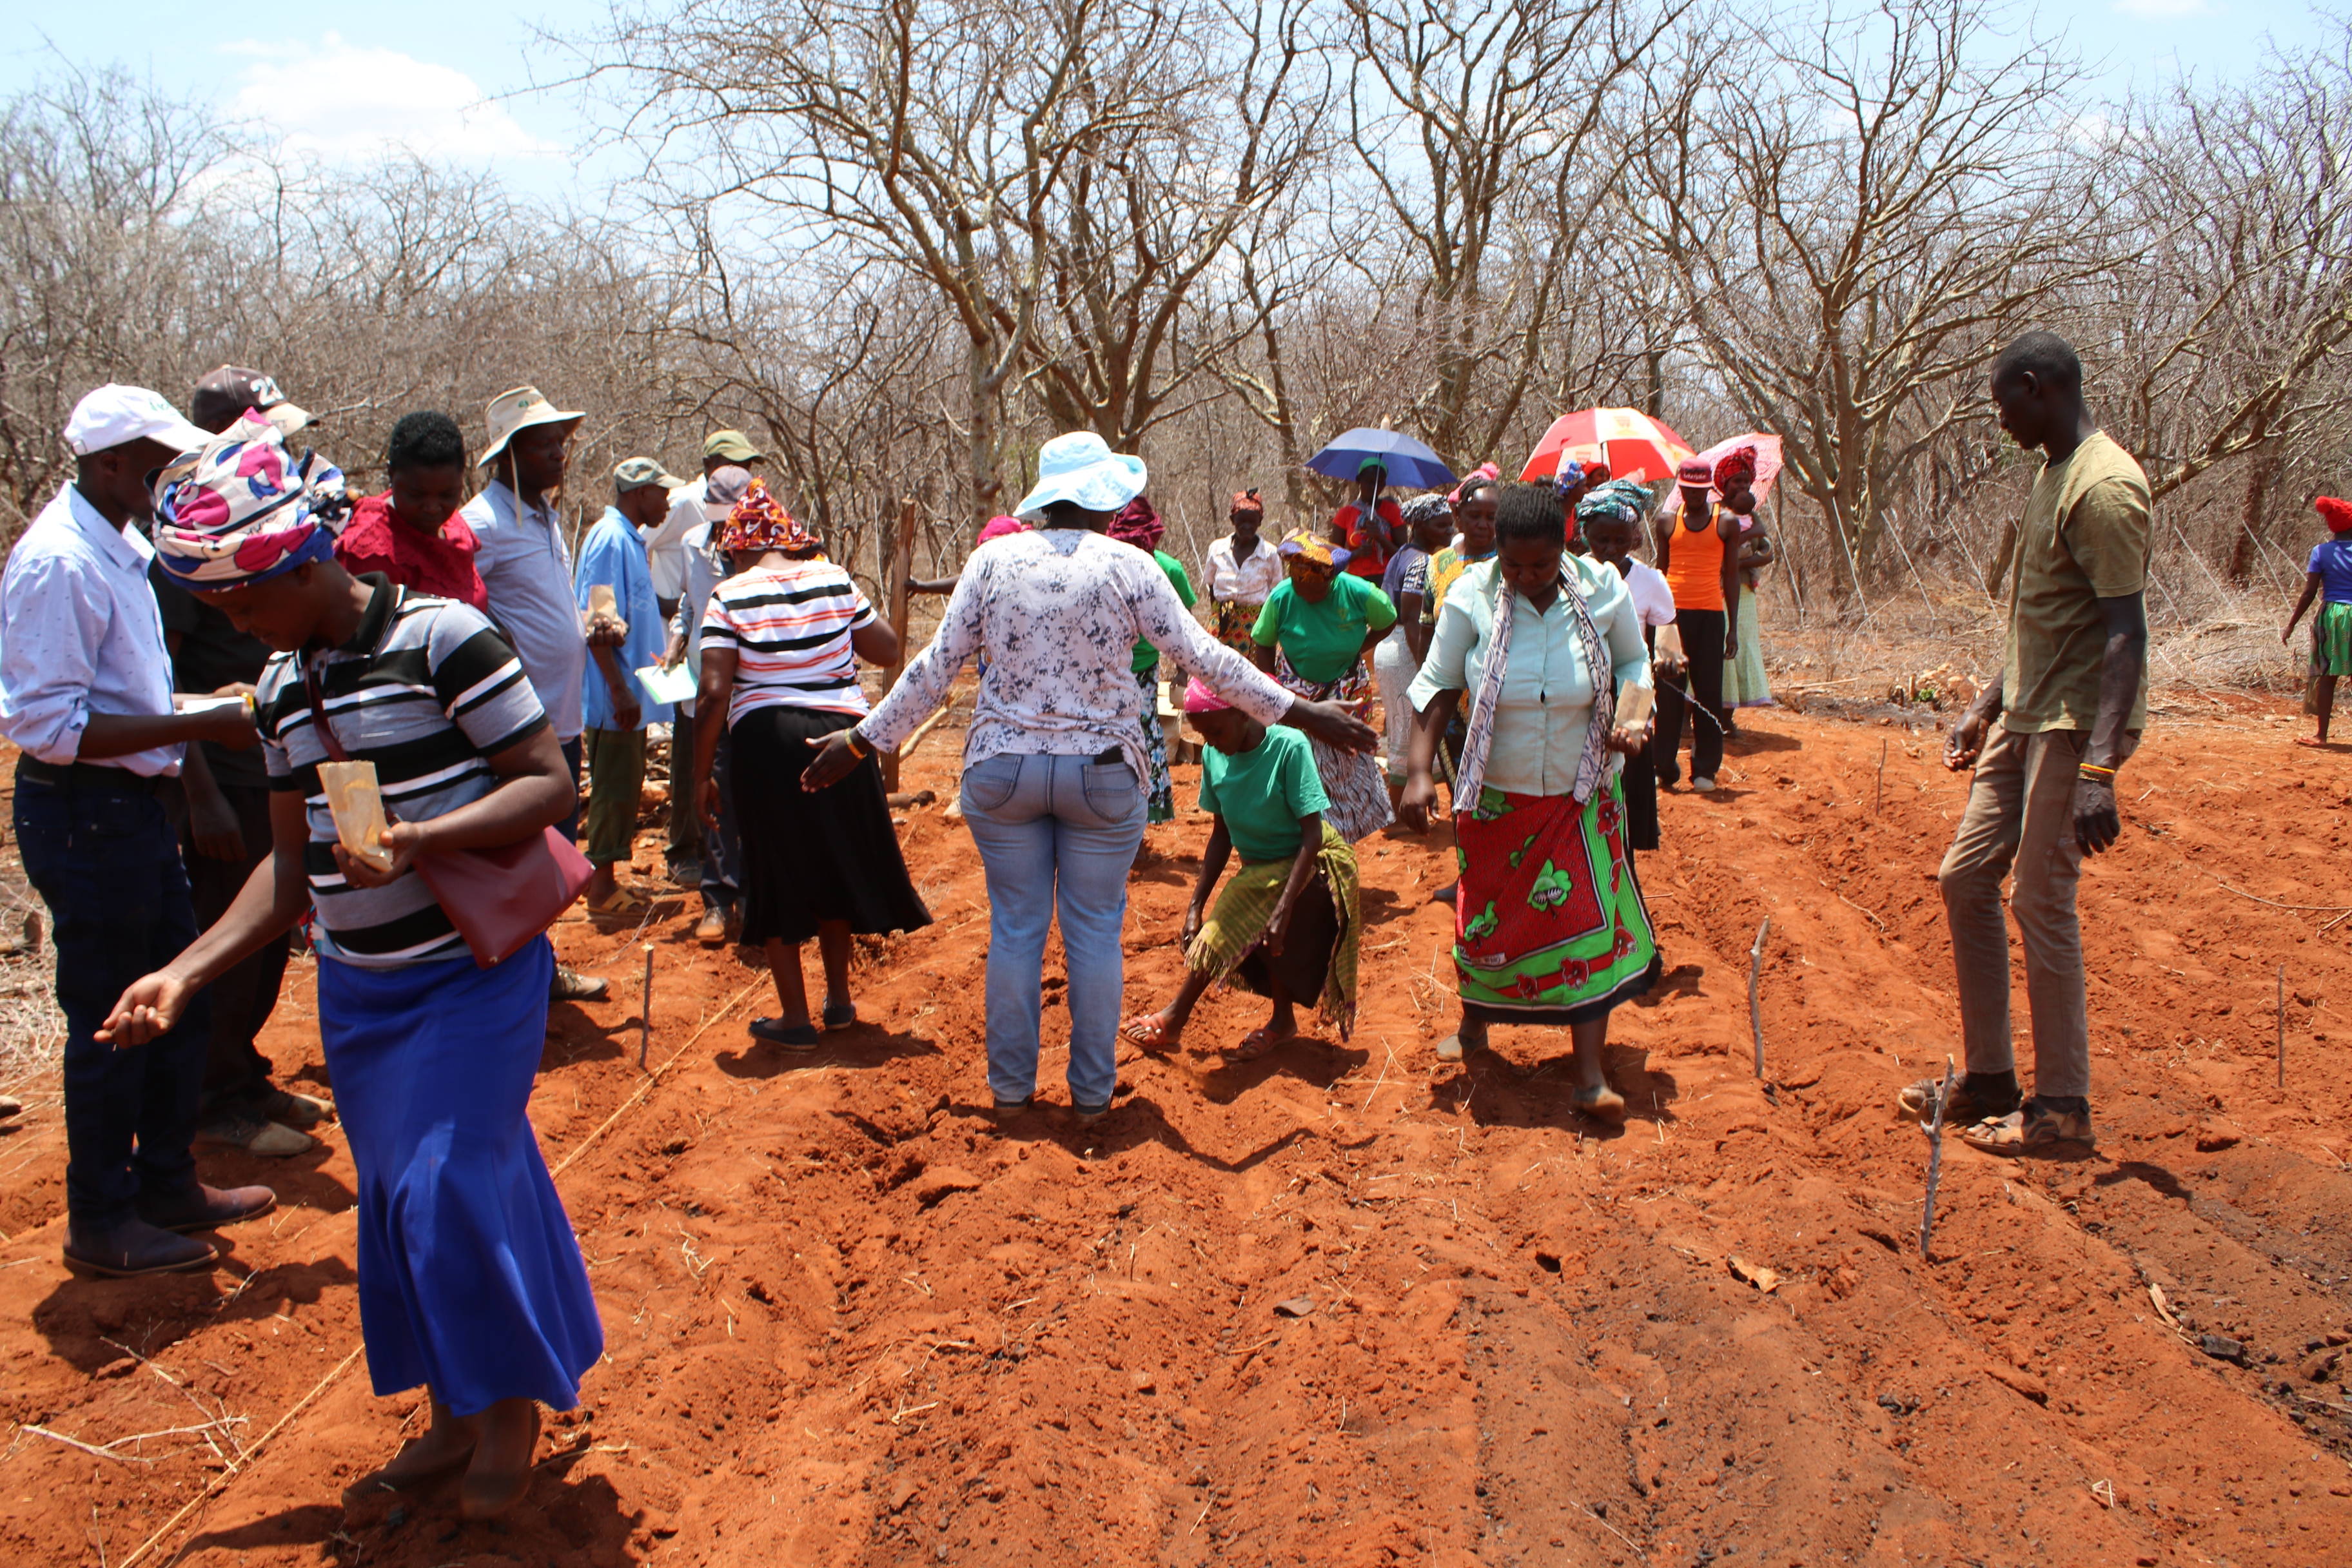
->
<box><xmin>3</xmin><ymin>1</ymin><xmax>2340</xmax><ymax>202</ymax></box>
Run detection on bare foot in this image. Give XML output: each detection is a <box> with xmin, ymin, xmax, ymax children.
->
<box><xmin>2296</xmin><ymin>735</ymin><xmax>2331</xmax><ymax>748</ymax></box>
<box><xmin>459</xmin><ymin>1398</ymin><xmax>541</xmax><ymax>1520</ymax></box>
<box><xmin>344</xmin><ymin>1401</ymin><xmax>480</xmax><ymax>1503</ymax></box>
<box><xmin>1433</xmin><ymin>1021</ymin><xmax>1489</xmax><ymax>1062</ymax></box>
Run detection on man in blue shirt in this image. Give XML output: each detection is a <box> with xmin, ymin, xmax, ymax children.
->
<box><xmin>0</xmin><ymin>386</ymin><xmax>277</xmax><ymax>1275</ymax></box>
<box><xmin>575</xmin><ymin>458</ymin><xmax>681</xmax><ymax>912</ymax></box>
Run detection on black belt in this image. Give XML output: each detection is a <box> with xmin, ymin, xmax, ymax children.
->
<box><xmin>1093</xmin><ymin>747</ymin><xmax>1124</xmax><ymax>764</ymax></box>
<box><xmin>15</xmin><ymin>756</ymin><xmax>171</xmax><ymax>795</ymax></box>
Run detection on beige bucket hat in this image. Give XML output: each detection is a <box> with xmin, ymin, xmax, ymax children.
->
<box><xmin>478</xmin><ymin>385</ymin><xmax>585</xmax><ymax>467</ymax></box>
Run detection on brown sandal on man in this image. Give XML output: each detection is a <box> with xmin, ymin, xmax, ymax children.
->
<box><xmin>1959</xmin><ymin>1101</ymin><xmax>2095</xmax><ymax>1156</ymax></box>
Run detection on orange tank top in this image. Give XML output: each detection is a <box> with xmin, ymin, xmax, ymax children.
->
<box><xmin>1662</xmin><ymin>504</ymin><xmax>1727</xmax><ymax>612</ymax></box>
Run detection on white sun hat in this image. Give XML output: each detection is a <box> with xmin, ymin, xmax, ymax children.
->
<box><xmin>1012</xmin><ymin>432</ymin><xmax>1148</xmax><ymax>521</ymax></box>
<box><xmin>63</xmin><ymin>384</ymin><xmax>213</xmax><ymax>458</ymax></box>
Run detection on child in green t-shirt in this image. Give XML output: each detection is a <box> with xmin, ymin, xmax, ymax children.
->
<box><xmin>1121</xmin><ymin>680</ymin><xmax>1361</xmax><ymax>1059</ymax></box>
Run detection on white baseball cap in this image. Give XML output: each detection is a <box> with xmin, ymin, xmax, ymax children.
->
<box><xmin>64</xmin><ymin>384</ymin><xmax>213</xmax><ymax>458</ymax></box>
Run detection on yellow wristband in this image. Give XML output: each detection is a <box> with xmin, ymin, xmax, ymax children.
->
<box><xmin>843</xmin><ymin>729</ymin><xmax>873</xmax><ymax>759</ymax></box>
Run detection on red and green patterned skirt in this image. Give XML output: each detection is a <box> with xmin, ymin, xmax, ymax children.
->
<box><xmin>1452</xmin><ymin>780</ymin><xmax>1658</xmax><ymax>1023</ymax></box>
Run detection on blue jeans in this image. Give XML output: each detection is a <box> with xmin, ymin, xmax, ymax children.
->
<box><xmin>959</xmin><ymin>752</ymin><xmax>1144</xmax><ymax>1108</ymax></box>
<box><xmin>14</xmin><ymin>765</ymin><xmax>211</xmax><ymax>1229</ymax></box>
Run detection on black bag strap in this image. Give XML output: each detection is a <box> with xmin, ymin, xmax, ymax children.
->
<box><xmin>299</xmin><ymin>658</ymin><xmax>353</xmax><ymax>765</ymax></box>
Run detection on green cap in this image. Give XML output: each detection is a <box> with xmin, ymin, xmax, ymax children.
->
<box><xmin>1357</xmin><ymin>456</ymin><xmax>1387</xmax><ymax>478</ymax></box>
<box><xmin>613</xmin><ymin>456</ymin><xmax>687</xmax><ymax>491</ymax></box>
<box><xmin>703</xmin><ymin>429</ymin><xmax>765</xmax><ymax>464</ymax></box>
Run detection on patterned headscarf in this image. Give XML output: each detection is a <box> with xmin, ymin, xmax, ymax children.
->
<box><xmin>151</xmin><ymin>415</ymin><xmax>350</xmax><ymax>589</ymax></box>
<box><xmin>1230</xmin><ymin>489</ymin><xmax>1264</xmax><ymax>520</ymax></box>
<box><xmin>1108</xmin><ymin>496</ymin><xmax>1164</xmax><ymax>549</ymax></box>
<box><xmin>1279</xmin><ymin>529</ymin><xmax>1349</xmax><ymax>572</ymax></box>
<box><xmin>1551</xmin><ymin>460</ymin><xmax>1587</xmax><ymax>500</ymax></box>
<box><xmin>1447</xmin><ymin>460</ymin><xmax>1500</xmax><ymax>507</ymax></box>
<box><xmin>977</xmin><ymin>514</ymin><xmax>1030</xmax><ymax>546</ymax></box>
<box><xmin>720</xmin><ymin>478</ymin><xmax>816</xmax><ymax>554</ymax></box>
<box><xmin>1181</xmin><ymin>676</ymin><xmax>1233</xmax><ymax>714</ymax></box>
<box><xmin>2319</xmin><ymin>496</ymin><xmax>2352</xmax><ymax>534</ymax></box>
<box><xmin>1576</xmin><ymin>480</ymin><xmax>1652</xmax><ymax>531</ymax></box>
<box><xmin>1712</xmin><ymin>446</ymin><xmax>1759</xmax><ymax>491</ymax></box>
<box><xmin>1400</xmin><ymin>493</ymin><xmax>1452</xmax><ymax>529</ymax></box>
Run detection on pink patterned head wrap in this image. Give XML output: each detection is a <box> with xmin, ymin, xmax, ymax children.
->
<box><xmin>720</xmin><ymin>478</ymin><xmax>817</xmax><ymax>554</ymax></box>
<box><xmin>151</xmin><ymin>414</ymin><xmax>349</xmax><ymax>589</ymax></box>
<box><xmin>1181</xmin><ymin>677</ymin><xmax>1232</xmax><ymax>715</ymax></box>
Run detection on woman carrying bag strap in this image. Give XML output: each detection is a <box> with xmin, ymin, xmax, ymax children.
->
<box><xmin>101</xmin><ymin>418</ymin><xmax>605</xmax><ymax>1520</ymax></box>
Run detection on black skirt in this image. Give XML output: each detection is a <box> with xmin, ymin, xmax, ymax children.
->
<box><xmin>727</xmin><ymin>705</ymin><xmax>933</xmax><ymax>946</ymax></box>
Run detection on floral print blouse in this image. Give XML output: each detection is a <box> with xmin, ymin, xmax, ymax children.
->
<box><xmin>858</xmin><ymin>527</ymin><xmax>1295</xmax><ymax>787</ymax></box>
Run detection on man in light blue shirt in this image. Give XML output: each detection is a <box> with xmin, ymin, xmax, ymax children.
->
<box><xmin>575</xmin><ymin>458</ymin><xmax>681</xmax><ymax>912</ymax></box>
<box><xmin>0</xmin><ymin>386</ymin><xmax>277</xmax><ymax>1276</ymax></box>
<box><xmin>460</xmin><ymin>385</ymin><xmax>607</xmax><ymax>1001</ymax></box>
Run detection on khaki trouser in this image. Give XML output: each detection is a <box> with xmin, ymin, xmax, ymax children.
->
<box><xmin>1936</xmin><ymin>721</ymin><xmax>2137</xmax><ymax>1099</ymax></box>
<box><xmin>582</xmin><ymin>726</ymin><xmax>647</xmax><ymax>868</ymax></box>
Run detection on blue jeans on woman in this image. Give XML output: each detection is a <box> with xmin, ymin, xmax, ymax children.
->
<box><xmin>958</xmin><ymin>751</ymin><xmax>1145</xmax><ymax>1110</ymax></box>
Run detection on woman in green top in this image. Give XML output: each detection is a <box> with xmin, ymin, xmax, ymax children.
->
<box><xmin>1121</xmin><ymin>678</ymin><xmax>1360</xmax><ymax>1060</ymax></box>
<box><xmin>1250</xmin><ymin>531</ymin><xmax>1397</xmax><ymax>840</ymax></box>
<box><xmin>1110</xmin><ymin>497</ymin><xmax>1194</xmax><ymax>823</ymax></box>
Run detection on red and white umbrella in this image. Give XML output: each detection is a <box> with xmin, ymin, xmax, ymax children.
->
<box><xmin>1660</xmin><ymin>433</ymin><xmax>1785</xmax><ymax>521</ymax></box>
<box><xmin>1520</xmin><ymin>407</ymin><xmax>1694</xmax><ymax>485</ymax></box>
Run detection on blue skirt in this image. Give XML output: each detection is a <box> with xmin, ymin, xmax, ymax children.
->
<box><xmin>318</xmin><ymin>937</ymin><xmax>602</xmax><ymax>1416</ymax></box>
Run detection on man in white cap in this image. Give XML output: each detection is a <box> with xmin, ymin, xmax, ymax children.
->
<box><xmin>575</xmin><ymin>457</ymin><xmax>684</xmax><ymax>914</ymax></box>
<box><xmin>644</xmin><ymin>429</ymin><xmax>767</xmax><ymax>885</ymax></box>
<box><xmin>0</xmin><ymin>385</ymin><xmax>278</xmax><ymax>1275</ymax></box>
<box><xmin>459</xmin><ymin>386</ymin><xmax>609</xmax><ymax>1002</ymax></box>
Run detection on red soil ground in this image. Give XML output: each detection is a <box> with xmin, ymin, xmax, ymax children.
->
<box><xmin>1</xmin><ymin>695</ymin><xmax>2349</xmax><ymax>1568</ymax></box>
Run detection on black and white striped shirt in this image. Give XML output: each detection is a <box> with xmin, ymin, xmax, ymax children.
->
<box><xmin>257</xmin><ymin>578</ymin><xmax>549</xmax><ymax>968</ymax></box>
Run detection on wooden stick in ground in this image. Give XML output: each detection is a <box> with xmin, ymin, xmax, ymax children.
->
<box><xmin>879</xmin><ymin>498</ymin><xmax>916</xmax><ymax>794</ymax></box>
<box><xmin>1919</xmin><ymin>1055</ymin><xmax>1955</xmax><ymax>1259</ymax></box>
<box><xmin>1876</xmin><ymin>738</ymin><xmax>1886</xmax><ymax>814</ymax></box>
<box><xmin>2277</xmin><ymin>964</ymin><xmax>2286</xmax><ymax>1089</ymax></box>
<box><xmin>897</xmin><ymin>705</ymin><xmax>954</xmax><ymax>761</ymax></box>
<box><xmin>640</xmin><ymin>943</ymin><xmax>656</xmax><ymax>1073</ymax></box>
<box><xmin>1747</xmin><ymin>917</ymin><xmax>1770</xmax><ymax>1079</ymax></box>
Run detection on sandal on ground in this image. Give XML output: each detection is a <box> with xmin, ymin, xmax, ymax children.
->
<box><xmin>1896</xmin><ymin>1073</ymin><xmax>2020</xmax><ymax>1127</ymax></box>
<box><xmin>1226</xmin><ymin>1025</ymin><xmax>1296</xmax><ymax>1061</ymax></box>
<box><xmin>821</xmin><ymin>1000</ymin><xmax>858</xmax><ymax>1032</ymax></box>
<box><xmin>2295</xmin><ymin>736</ymin><xmax>2332</xmax><ymax>748</ymax></box>
<box><xmin>1573</xmin><ymin>1083</ymin><xmax>1628</xmax><ymax>1124</ymax></box>
<box><xmin>748</xmin><ymin>1017</ymin><xmax>821</xmax><ymax>1050</ymax></box>
<box><xmin>1121</xmin><ymin>1014</ymin><xmax>1177</xmax><ymax>1050</ymax></box>
<box><xmin>1959</xmin><ymin>1101</ymin><xmax>2094</xmax><ymax>1156</ymax></box>
<box><xmin>585</xmin><ymin>885</ymin><xmax>649</xmax><ymax>917</ymax></box>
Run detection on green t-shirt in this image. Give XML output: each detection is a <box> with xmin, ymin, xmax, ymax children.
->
<box><xmin>1250</xmin><ymin>573</ymin><xmax>1396</xmax><ymax>685</ymax></box>
<box><xmin>1198</xmin><ymin>724</ymin><xmax>1330</xmax><ymax>862</ymax></box>
<box><xmin>1132</xmin><ymin>549</ymin><xmax>1198</xmax><ymax>674</ymax></box>
<box><xmin>2002</xmin><ymin>431</ymin><xmax>2152</xmax><ymax>732</ymax></box>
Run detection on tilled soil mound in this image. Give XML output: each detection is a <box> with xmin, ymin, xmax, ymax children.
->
<box><xmin>1</xmin><ymin>698</ymin><xmax>2348</xmax><ymax>1568</ymax></box>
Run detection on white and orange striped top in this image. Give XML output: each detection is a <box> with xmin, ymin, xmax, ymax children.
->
<box><xmin>698</xmin><ymin>558</ymin><xmax>877</xmax><ymax>726</ymax></box>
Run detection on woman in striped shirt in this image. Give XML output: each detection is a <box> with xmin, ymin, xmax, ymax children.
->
<box><xmin>692</xmin><ymin>480</ymin><xmax>930</xmax><ymax>1047</ymax></box>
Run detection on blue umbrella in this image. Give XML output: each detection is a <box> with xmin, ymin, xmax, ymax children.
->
<box><xmin>1305</xmin><ymin>428</ymin><xmax>1456</xmax><ymax>491</ymax></box>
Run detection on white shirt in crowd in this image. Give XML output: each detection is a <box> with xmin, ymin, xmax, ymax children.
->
<box><xmin>1622</xmin><ymin>559</ymin><xmax>1677</xmax><ymax>629</ymax></box>
<box><xmin>460</xmin><ymin>479</ymin><xmax>589</xmax><ymax>743</ymax></box>
<box><xmin>0</xmin><ymin>484</ymin><xmax>181</xmax><ymax>776</ymax></box>
<box><xmin>1204</xmin><ymin>533</ymin><xmax>1284</xmax><ymax>604</ymax></box>
<box><xmin>860</xmin><ymin>527</ymin><xmax>1293</xmax><ymax>789</ymax></box>
<box><xmin>665</xmin><ymin>520</ymin><xmax>727</xmax><ymax>718</ymax></box>
<box><xmin>643</xmin><ymin>474</ymin><xmax>709</xmax><ymax>605</ymax></box>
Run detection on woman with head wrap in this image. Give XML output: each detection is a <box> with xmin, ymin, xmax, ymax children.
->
<box><xmin>1108</xmin><ymin>496</ymin><xmax>1195</xmax><ymax>824</ymax></box>
<box><xmin>692</xmin><ymin>480</ymin><xmax>930</xmax><ymax>1045</ymax></box>
<box><xmin>103</xmin><ymin>419</ymin><xmax>599</xmax><ymax>1518</ymax></box>
<box><xmin>801</xmin><ymin>433</ymin><xmax>1378</xmax><ymax>1122</ymax></box>
<box><xmin>1207</xmin><ymin>490</ymin><xmax>1282</xmax><ymax>658</ymax></box>
<box><xmin>2285</xmin><ymin>495</ymin><xmax>2352</xmax><ymax>745</ymax></box>
<box><xmin>1654</xmin><ymin>453</ymin><xmax>1744</xmax><ymax>792</ymax></box>
<box><xmin>1400</xmin><ymin>484</ymin><xmax>1658</xmax><ymax>1117</ymax></box>
<box><xmin>1120</xmin><ymin>677</ymin><xmax>1361</xmax><ymax>1060</ymax></box>
<box><xmin>1376</xmin><ymin>493</ymin><xmax>1454</xmax><ymax>805</ymax></box>
<box><xmin>1331</xmin><ymin>460</ymin><xmax>1402</xmax><ymax>580</ymax></box>
<box><xmin>1579</xmin><ymin>482</ymin><xmax>1676</xmax><ymax>867</ymax></box>
<box><xmin>1708</xmin><ymin>448</ymin><xmax>1776</xmax><ymax>721</ymax></box>
<box><xmin>1250</xmin><ymin>532</ymin><xmax>1398</xmax><ymax>840</ymax></box>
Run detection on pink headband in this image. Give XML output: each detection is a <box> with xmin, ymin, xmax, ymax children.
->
<box><xmin>1181</xmin><ymin>677</ymin><xmax>1232</xmax><ymax>715</ymax></box>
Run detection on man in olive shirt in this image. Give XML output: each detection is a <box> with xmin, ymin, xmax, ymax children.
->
<box><xmin>1909</xmin><ymin>331</ymin><xmax>2150</xmax><ymax>1153</ymax></box>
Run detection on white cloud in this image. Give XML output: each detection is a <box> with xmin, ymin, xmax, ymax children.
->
<box><xmin>224</xmin><ymin>34</ymin><xmax>561</xmax><ymax>163</ymax></box>
<box><xmin>2110</xmin><ymin>0</ymin><xmax>2209</xmax><ymax>17</ymax></box>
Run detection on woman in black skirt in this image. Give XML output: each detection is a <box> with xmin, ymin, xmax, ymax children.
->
<box><xmin>691</xmin><ymin>480</ymin><xmax>931</xmax><ymax>1046</ymax></box>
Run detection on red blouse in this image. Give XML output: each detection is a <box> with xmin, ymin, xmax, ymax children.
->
<box><xmin>335</xmin><ymin>493</ymin><xmax>489</xmax><ymax>611</ymax></box>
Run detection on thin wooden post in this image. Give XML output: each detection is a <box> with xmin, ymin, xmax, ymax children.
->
<box><xmin>1919</xmin><ymin>1055</ymin><xmax>1955</xmax><ymax>1259</ymax></box>
<box><xmin>640</xmin><ymin>944</ymin><xmax>656</xmax><ymax>1073</ymax></box>
<box><xmin>1747</xmin><ymin>917</ymin><xmax>1770</xmax><ymax>1079</ymax></box>
<box><xmin>878</xmin><ymin>498</ymin><xmax>916</xmax><ymax>794</ymax></box>
<box><xmin>2277</xmin><ymin>965</ymin><xmax>2286</xmax><ymax>1090</ymax></box>
<box><xmin>1876</xmin><ymin>738</ymin><xmax>1886</xmax><ymax>815</ymax></box>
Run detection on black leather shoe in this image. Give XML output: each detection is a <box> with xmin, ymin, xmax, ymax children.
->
<box><xmin>64</xmin><ymin>1218</ymin><xmax>215</xmax><ymax>1277</ymax></box>
<box><xmin>137</xmin><ymin>1182</ymin><xmax>276</xmax><ymax>1233</ymax></box>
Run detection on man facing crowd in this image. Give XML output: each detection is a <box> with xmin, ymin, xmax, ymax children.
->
<box><xmin>1912</xmin><ymin>330</ymin><xmax>2151</xmax><ymax>1155</ymax></box>
<box><xmin>575</xmin><ymin>458</ymin><xmax>681</xmax><ymax>914</ymax></box>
